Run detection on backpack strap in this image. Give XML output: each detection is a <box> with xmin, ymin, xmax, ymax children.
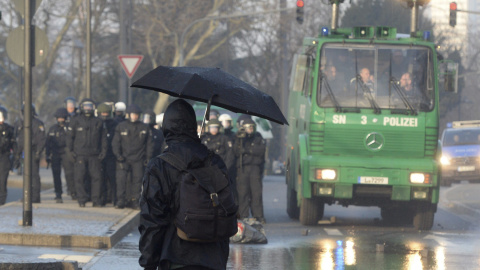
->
<box><xmin>159</xmin><ymin>152</ymin><xmax>188</xmax><ymax>172</ymax></box>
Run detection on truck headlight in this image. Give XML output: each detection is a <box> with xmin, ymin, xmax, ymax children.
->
<box><xmin>316</xmin><ymin>169</ymin><xmax>337</xmax><ymax>180</ymax></box>
<box><xmin>440</xmin><ymin>156</ymin><xmax>450</xmax><ymax>165</ymax></box>
<box><xmin>410</xmin><ymin>173</ymin><xmax>431</xmax><ymax>184</ymax></box>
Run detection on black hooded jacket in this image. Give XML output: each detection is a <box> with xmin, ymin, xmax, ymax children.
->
<box><xmin>138</xmin><ymin>99</ymin><xmax>230</xmax><ymax>270</ymax></box>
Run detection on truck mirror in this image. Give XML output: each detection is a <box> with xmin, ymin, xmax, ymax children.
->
<box><xmin>290</xmin><ymin>54</ymin><xmax>309</xmax><ymax>92</ymax></box>
<box><xmin>438</xmin><ymin>60</ymin><xmax>458</xmax><ymax>93</ymax></box>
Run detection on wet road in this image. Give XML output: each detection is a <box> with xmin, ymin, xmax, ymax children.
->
<box><xmin>84</xmin><ymin>176</ymin><xmax>480</xmax><ymax>269</ymax></box>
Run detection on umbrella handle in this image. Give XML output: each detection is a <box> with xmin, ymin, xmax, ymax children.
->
<box><xmin>199</xmin><ymin>95</ymin><xmax>217</xmax><ymax>138</ymax></box>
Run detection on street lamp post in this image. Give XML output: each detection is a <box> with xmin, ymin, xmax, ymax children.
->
<box><xmin>179</xmin><ymin>7</ymin><xmax>294</xmax><ymax>66</ymax></box>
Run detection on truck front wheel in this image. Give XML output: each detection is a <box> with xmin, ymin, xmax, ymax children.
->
<box><xmin>413</xmin><ymin>203</ymin><xmax>435</xmax><ymax>230</ymax></box>
<box><xmin>287</xmin><ymin>187</ymin><xmax>300</xmax><ymax>219</ymax></box>
<box><xmin>299</xmin><ymin>197</ymin><xmax>324</xmax><ymax>226</ymax></box>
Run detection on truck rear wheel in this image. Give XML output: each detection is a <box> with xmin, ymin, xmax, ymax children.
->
<box><xmin>286</xmin><ymin>158</ymin><xmax>300</xmax><ymax>219</ymax></box>
<box><xmin>299</xmin><ymin>197</ymin><xmax>324</xmax><ymax>226</ymax></box>
<box><xmin>413</xmin><ymin>204</ymin><xmax>435</xmax><ymax>230</ymax></box>
<box><xmin>287</xmin><ymin>187</ymin><xmax>300</xmax><ymax>219</ymax></box>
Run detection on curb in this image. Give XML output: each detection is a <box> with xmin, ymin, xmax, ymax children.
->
<box><xmin>0</xmin><ymin>211</ymin><xmax>140</xmax><ymax>249</ymax></box>
<box><xmin>0</xmin><ymin>187</ymin><xmax>140</xmax><ymax>249</ymax></box>
<box><xmin>0</xmin><ymin>260</ymin><xmax>78</xmax><ymax>270</ymax></box>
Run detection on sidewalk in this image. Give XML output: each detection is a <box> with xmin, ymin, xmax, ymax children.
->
<box><xmin>1</xmin><ymin>168</ymin><xmax>139</xmax><ymax>249</ymax></box>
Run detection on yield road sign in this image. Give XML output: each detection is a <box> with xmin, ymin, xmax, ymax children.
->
<box><xmin>118</xmin><ymin>55</ymin><xmax>143</xmax><ymax>79</ymax></box>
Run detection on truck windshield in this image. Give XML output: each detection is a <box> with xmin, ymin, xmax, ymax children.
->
<box><xmin>443</xmin><ymin>129</ymin><xmax>480</xmax><ymax>146</ymax></box>
<box><xmin>318</xmin><ymin>44</ymin><xmax>435</xmax><ymax>112</ymax></box>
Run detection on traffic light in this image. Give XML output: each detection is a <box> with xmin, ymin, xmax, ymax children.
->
<box><xmin>296</xmin><ymin>0</ymin><xmax>304</xmax><ymax>24</ymax></box>
<box><xmin>449</xmin><ymin>2</ymin><xmax>457</xmax><ymax>27</ymax></box>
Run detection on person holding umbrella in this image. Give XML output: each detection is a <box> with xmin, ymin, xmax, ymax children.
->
<box><xmin>139</xmin><ymin>99</ymin><xmax>231</xmax><ymax>270</ymax></box>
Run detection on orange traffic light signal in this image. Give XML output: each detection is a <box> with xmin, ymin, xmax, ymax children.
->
<box><xmin>296</xmin><ymin>0</ymin><xmax>304</xmax><ymax>24</ymax></box>
<box><xmin>449</xmin><ymin>2</ymin><xmax>457</xmax><ymax>27</ymax></box>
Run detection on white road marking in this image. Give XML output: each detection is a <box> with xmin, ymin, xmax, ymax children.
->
<box><xmin>324</xmin><ymin>228</ymin><xmax>342</xmax><ymax>236</ymax></box>
<box><xmin>38</xmin><ymin>254</ymin><xmax>93</xmax><ymax>264</ymax></box>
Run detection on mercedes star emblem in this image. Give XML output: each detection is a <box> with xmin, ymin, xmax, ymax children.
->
<box><xmin>365</xmin><ymin>132</ymin><xmax>384</xmax><ymax>151</ymax></box>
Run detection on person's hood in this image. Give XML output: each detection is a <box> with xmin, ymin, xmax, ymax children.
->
<box><xmin>162</xmin><ymin>99</ymin><xmax>199</xmax><ymax>144</ymax></box>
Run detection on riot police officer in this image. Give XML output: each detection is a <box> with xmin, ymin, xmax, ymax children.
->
<box><xmin>97</xmin><ymin>102</ymin><xmax>118</xmax><ymax>205</ymax></box>
<box><xmin>64</xmin><ymin>97</ymin><xmax>77</xmax><ymax>124</ymax></box>
<box><xmin>46</xmin><ymin>108</ymin><xmax>71</xmax><ymax>203</ymax></box>
<box><xmin>201</xmin><ymin>119</ymin><xmax>234</xmax><ymax>171</ymax></box>
<box><xmin>219</xmin><ymin>113</ymin><xmax>235</xmax><ymax>140</ymax></box>
<box><xmin>63</xmin><ymin>97</ymin><xmax>78</xmax><ymax>199</ymax></box>
<box><xmin>66</xmin><ymin>99</ymin><xmax>107</xmax><ymax>207</ymax></box>
<box><xmin>234</xmin><ymin>118</ymin><xmax>266</xmax><ymax>224</ymax></box>
<box><xmin>112</xmin><ymin>104</ymin><xmax>153</xmax><ymax>209</ymax></box>
<box><xmin>142</xmin><ymin>109</ymin><xmax>165</xmax><ymax>158</ymax></box>
<box><xmin>0</xmin><ymin>106</ymin><xmax>15</xmax><ymax>205</ymax></box>
<box><xmin>114</xmin><ymin>102</ymin><xmax>126</xmax><ymax>124</ymax></box>
<box><xmin>14</xmin><ymin>104</ymin><xmax>46</xmax><ymax>203</ymax></box>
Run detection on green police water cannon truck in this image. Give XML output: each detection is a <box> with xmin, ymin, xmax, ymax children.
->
<box><xmin>286</xmin><ymin>0</ymin><xmax>457</xmax><ymax>230</ymax></box>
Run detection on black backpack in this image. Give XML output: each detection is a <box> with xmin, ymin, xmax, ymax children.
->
<box><xmin>159</xmin><ymin>152</ymin><xmax>238</xmax><ymax>242</ymax></box>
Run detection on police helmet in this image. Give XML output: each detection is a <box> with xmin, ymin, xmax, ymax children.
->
<box><xmin>237</xmin><ymin>114</ymin><xmax>252</xmax><ymax>127</ymax></box>
<box><xmin>97</xmin><ymin>102</ymin><xmax>113</xmax><ymax>119</ymax></box>
<box><xmin>218</xmin><ymin>113</ymin><xmax>232</xmax><ymax>127</ymax></box>
<box><xmin>115</xmin><ymin>102</ymin><xmax>127</xmax><ymax>112</ymax></box>
<box><xmin>53</xmin><ymin>108</ymin><xmax>68</xmax><ymax>119</ymax></box>
<box><xmin>207</xmin><ymin>119</ymin><xmax>222</xmax><ymax>133</ymax></box>
<box><xmin>242</xmin><ymin>118</ymin><xmax>256</xmax><ymax>133</ymax></box>
<box><xmin>126</xmin><ymin>104</ymin><xmax>142</xmax><ymax>115</ymax></box>
<box><xmin>97</xmin><ymin>103</ymin><xmax>113</xmax><ymax>114</ymax></box>
<box><xmin>207</xmin><ymin>119</ymin><xmax>221</xmax><ymax>128</ymax></box>
<box><xmin>21</xmin><ymin>104</ymin><xmax>37</xmax><ymax>116</ymax></box>
<box><xmin>0</xmin><ymin>106</ymin><xmax>7</xmax><ymax>122</ymax></box>
<box><xmin>142</xmin><ymin>109</ymin><xmax>156</xmax><ymax>125</ymax></box>
<box><xmin>79</xmin><ymin>98</ymin><xmax>96</xmax><ymax>116</ymax></box>
<box><xmin>209</xmin><ymin>109</ymin><xmax>220</xmax><ymax>119</ymax></box>
<box><xmin>64</xmin><ymin>96</ymin><xmax>77</xmax><ymax>107</ymax></box>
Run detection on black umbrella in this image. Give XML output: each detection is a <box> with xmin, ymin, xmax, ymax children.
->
<box><xmin>131</xmin><ymin>66</ymin><xmax>288</xmax><ymax>125</ymax></box>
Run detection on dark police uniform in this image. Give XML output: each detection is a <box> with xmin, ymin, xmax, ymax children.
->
<box><xmin>234</xmin><ymin>131</ymin><xmax>266</xmax><ymax>221</ymax></box>
<box><xmin>0</xmin><ymin>122</ymin><xmax>14</xmax><ymax>205</ymax></box>
<box><xmin>66</xmin><ymin>113</ymin><xmax>107</xmax><ymax>206</ymax></box>
<box><xmin>15</xmin><ymin>117</ymin><xmax>46</xmax><ymax>203</ymax></box>
<box><xmin>201</xmin><ymin>133</ymin><xmax>234</xmax><ymax>171</ymax></box>
<box><xmin>102</xmin><ymin>117</ymin><xmax>118</xmax><ymax>205</ymax></box>
<box><xmin>143</xmin><ymin>109</ymin><xmax>165</xmax><ymax>159</ymax></box>
<box><xmin>112</xmin><ymin>119</ymin><xmax>153</xmax><ymax>208</ymax></box>
<box><xmin>63</xmin><ymin>110</ymin><xmax>77</xmax><ymax>198</ymax></box>
<box><xmin>46</xmin><ymin>119</ymin><xmax>70</xmax><ymax>201</ymax></box>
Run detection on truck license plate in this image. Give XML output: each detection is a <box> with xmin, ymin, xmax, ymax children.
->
<box><xmin>458</xmin><ymin>166</ymin><xmax>475</xmax><ymax>172</ymax></box>
<box><xmin>358</xmin><ymin>177</ymin><xmax>388</xmax><ymax>185</ymax></box>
